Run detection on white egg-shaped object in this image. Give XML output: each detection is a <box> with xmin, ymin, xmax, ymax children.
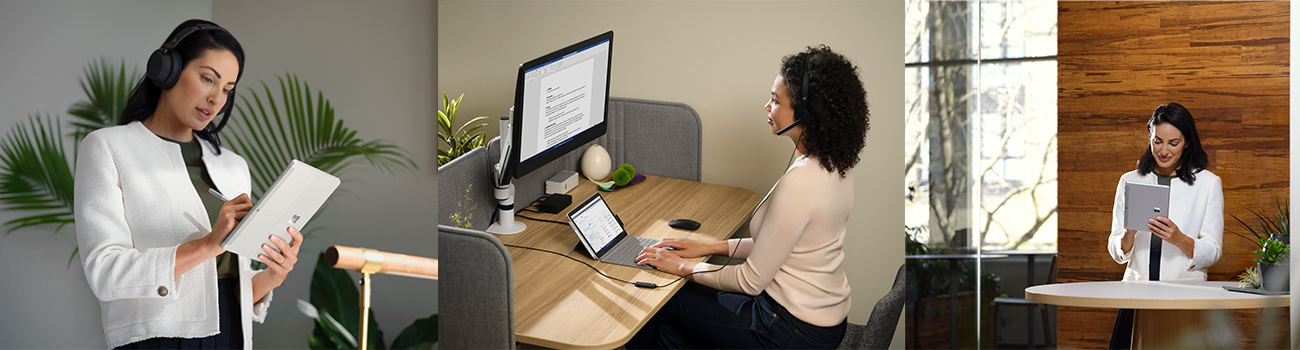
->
<box><xmin>581</xmin><ymin>144</ymin><xmax>612</xmax><ymax>181</ymax></box>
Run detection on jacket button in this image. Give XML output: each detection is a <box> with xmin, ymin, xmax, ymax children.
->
<box><xmin>157</xmin><ymin>286</ymin><xmax>169</xmax><ymax>297</ymax></box>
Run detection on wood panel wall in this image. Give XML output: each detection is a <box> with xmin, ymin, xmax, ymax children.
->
<box><xmin>1058</xmin><ymin>2</ymin><xmax>1289</xmax><ymax>349</ymax></box>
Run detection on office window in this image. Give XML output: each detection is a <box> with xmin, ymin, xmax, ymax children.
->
<box><xmin>905</xmin><ymin>0</ymin><xmax>1057</xmax><ymax>252</ymax></box>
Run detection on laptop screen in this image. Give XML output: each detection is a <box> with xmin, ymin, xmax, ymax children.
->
<box><xmin>569</xmin><ymin>194</ymin><xmax>623</xmax><ymax>253</ymax></box>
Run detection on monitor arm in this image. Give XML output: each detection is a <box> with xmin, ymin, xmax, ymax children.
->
<box><xmin>487</xmin><ymin>110</ymin><xmax>526</xmax><ymax>235</ymax></box>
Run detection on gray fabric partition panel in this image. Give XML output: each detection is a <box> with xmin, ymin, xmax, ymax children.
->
<box><xmin>437</xmin><ymin>147</ymin><xmax>495</xmax><ymax>229</ymax></box>
<box><xmin>602</xmin><ymin>97</ymin><xmax>702</xmax><ymax>182</ymax></box>
<box><xmin>438</xmin><ymin>225</ymin><xmax>516</xmax><ymax>349</ymax></box>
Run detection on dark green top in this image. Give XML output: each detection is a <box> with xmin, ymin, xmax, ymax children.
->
<box><xmin>1156</xmin><ymin>173</ymin><xmax>1175</xmax><ymax>186</ymax></box>
<box><xmin>160</xmin><ymin>136</ymin><xmax>239</xmax><ymax>280</ymax></box>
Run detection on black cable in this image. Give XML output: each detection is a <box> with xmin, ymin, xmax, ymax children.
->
<box><xmin>501</xmin><ymin>243</ymin><xmax>644</xmax><ymax>284</ymax></box>
<box><xmin>516</xmin><ymin>214</ymin><xmax>567</xmax><ymax>226</ymax></box>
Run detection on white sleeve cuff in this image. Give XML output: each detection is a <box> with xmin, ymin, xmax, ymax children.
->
<box><xmin>1112</xmin><ymin>242</ymin><xmax>1133</xmax><ymax>264</ymax></box>
<box><xmin>251</xmin><ymin>288</ymin><xmax>272</xmax><ymax>323</ymax></box>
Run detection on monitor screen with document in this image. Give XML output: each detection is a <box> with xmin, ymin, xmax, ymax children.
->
<box><xmin>510</xmin><ymin>31</ymin><xmax>612</xmax><ymax>180</ymax></box>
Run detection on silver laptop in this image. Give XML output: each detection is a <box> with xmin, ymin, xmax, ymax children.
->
<box><xmin>1124</xmin><ymin>181</ymin><xmax>1171</xmax><ymax>232</ymax></box>
<box><xmin>566</xmin><ymin>193</ymin><xmax>659</xmax><ymax>269</ymax></box>
<box><xmin>221</xmin><ymin>160</ymin><xmax>340</xmax><ymax>258</ymax></box>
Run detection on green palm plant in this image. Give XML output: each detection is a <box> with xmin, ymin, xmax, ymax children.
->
<box><xmin>0</xmin><ymin>114</ymin><xmax>76</xmax><ymax>248</ymax></box>
<box><xmin>67</xmin><ymin>57</ymin><xmax>139</xmax><ymax>140</ymax></box>
<box><xmin>227</xmin><ymin>74</ymin><xmax>417</xmax><ymax>197</ymax></box>
<box><xmin>1230</xmin><ymin>197</ymin><xmax>1289</xmax><ymax>248</ymax></box>
<box><xmin>0</xmin><ymin>57</ymin><xmax>134</xmax><ymax>264</ymax></box>
<box><xmin>436</xmin><ymin>93</ymin><xmax>485</xmax><ymax>166</ymax></box>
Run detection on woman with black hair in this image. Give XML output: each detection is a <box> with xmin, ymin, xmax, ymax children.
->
<box><xmin>74</xmin><ymin>19</ymin><xmax>301</xmax><ymax>349</ymax></box>
<box><xmin>628</xmin><ymin>45</ymin><xmax>868</xmax><ymax>349</ymax></box>
<box><xmin>1105</xmin><ymin>102</ymin><xmax>1223</xmax><ymax>348</ymax></box>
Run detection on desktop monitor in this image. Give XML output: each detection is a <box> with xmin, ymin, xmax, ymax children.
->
<box><xmin>509</xmin><ymin>31</ymin><xmax>613</xmax><ymax>180</ymax></box>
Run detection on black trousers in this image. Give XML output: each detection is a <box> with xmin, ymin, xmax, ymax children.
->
<box><xmin>626</xmin><ymin>281</ymin><xmax>847</xmax><ymax>349</ymax></box>
<box><xmin>1109</xmin><ymin>308</ymin><xmax>1135</xmax><ymax>349</ymax></box>
<box><xmin>116</xmin><ymin>278</ymin><xmax>242</xmax><ymax>350</ymax></box>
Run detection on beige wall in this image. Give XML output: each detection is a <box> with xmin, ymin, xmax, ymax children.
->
<box><xmin>439</xmin><ymin>1</ymin><xmax>904</xmax><ymax>347</ymax></box>
<box><xmin>213</xmin><ymin>1</ymin><xmax>437</xmax><ymax>348</ymax></box>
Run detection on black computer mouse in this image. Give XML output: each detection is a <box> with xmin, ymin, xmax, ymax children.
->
<box><xmin>668</xmin><ymin>219</ymin><xmax>701</xmax><ymax>231</ymax></box>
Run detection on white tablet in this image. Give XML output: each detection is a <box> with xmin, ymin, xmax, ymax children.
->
<box><xmin>1124</xmin><ymin>181</ymin><xmax>1170</xmax><ymax>232</ymax></box>
<box><xmin>220</xmin><ymin>160</ymin><xmax>340</xmax><ymax>258</ymax></box>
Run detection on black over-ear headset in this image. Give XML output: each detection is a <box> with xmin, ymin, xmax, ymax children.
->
<box><xmin>777</xmin><ymin>53</ymin><xmax>816</xmax><ymax>136</ymax></box>
<box><xmin>146</xmin><ymin>23</ymin><xmax>228</xmax><ymax>90</ymax></box>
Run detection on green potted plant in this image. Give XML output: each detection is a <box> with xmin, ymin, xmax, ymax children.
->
<box><xmin>1230</xmin><ymin>198</ymin><xmax>1289</xmax><ymax>291</ymax></box>
<box><xmin>436</xmin><ymin>93</ymin><xmax>486</xmax><ymax>166</ymax></box>
<box><xmin>1253</xmin><ymin>238</ymin><xmax>1289</xmax><ymax>292</ymax></box>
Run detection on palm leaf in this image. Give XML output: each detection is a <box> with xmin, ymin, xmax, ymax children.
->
<box><xmin>67</xmin><ymin>57</ymin><xmax>139</xmax><ymax>140</ymax></box>
<box><xmin>0</xmin><ymin>113</ymin><xmax>77</xmax><ymax>261</ymax></box>
<box><xmin>1230</xmin><ymin>197</ymin><xmax>1290</xmax><ymax>248</ymax></box>
<box><xmin>228</xmin><ymin>74</ymin><xmax>417</xmax><ymax>197</ymax></box>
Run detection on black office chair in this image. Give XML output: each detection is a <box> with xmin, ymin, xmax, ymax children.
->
<box><xmin>838</xmin><ymin>264</ymin><xmax>905</xmax><ymax>349</ymax></box>
<box><xmin>992</xmin><ymin>255</ymin><xmax>1057</xmax><ymax>349</ymax></box>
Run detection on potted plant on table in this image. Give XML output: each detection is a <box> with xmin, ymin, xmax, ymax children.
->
<box><xmin>1231</xmin><ymin>198</ymin><xmax>1289</xmax><ymax>291</ymax></box>
<box><xmin>1253</xmin><ymin>238</ymin><xmax>1290</xmax><ymax>292</ymax></box>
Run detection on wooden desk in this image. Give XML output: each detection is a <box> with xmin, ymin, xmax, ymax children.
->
<box><xmin>492</xmin><ymin>175</ymin><xmax>761</xmax><ymax>349</ymax></box>
<box><xmin>1026</xmin><ymin>281</ymin><xmax>1288</xmax><ymax>349</ymax></box>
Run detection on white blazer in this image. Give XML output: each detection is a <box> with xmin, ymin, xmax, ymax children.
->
<box><xmin>74</xmin><ymin>121</ymin><xmax>270</xmax><ymax>349</ymax></box>
<box><xmin>1107</xmin><ymin>169</ymin><xmax>1224</xmax><ymax>281</ymax></box>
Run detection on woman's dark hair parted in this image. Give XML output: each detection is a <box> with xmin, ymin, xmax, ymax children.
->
<box><xmin>1137</xmin><ymin>102</ymin><xmax>1208</xmax><ymax>184</ymax></box>
<box><xmin>120</xmin><ymin>19</ymin><xmax>245</xmax><ymax>153</ymax></box>
<box><xmin>780</xmin><ymin>45</ymin><xmax>869</xmax><ymax>178</ymax></box>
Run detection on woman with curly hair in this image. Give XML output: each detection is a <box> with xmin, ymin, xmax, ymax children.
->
<box><xmin>628</xmin><ymin>45</ymin><xmax>869</xmax><ymax>349</ymax></box>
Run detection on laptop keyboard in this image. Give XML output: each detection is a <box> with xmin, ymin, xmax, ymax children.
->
<box><xmin>604</xmin><ymin>236</ymin><xmax>660</xmax><ymax>269</ymax></box>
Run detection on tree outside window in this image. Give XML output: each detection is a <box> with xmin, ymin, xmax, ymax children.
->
<box><xmin>905</xmin><ymin>0</ymin><xmax>1057</xmax><ymax>253</ymax></box>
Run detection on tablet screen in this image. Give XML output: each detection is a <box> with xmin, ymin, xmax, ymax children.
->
<box><xmin>569</xmin><ymin>195</ymin><xmax>622</xmax><ymax>253</ymax></box>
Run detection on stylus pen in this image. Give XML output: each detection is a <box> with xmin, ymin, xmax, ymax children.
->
<box><xmin>208</xmin><ymin>188</ymin><xmax>232</xmax><ymax>202</ymax></box>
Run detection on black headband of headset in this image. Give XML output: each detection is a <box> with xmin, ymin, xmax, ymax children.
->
<box><xmin>163</xmin><ymin>23</ymin><xmax>226</xmax><ymax>52</ymax></box>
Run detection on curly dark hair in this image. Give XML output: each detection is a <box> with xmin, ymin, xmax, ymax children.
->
<box><xmin>781</xmin><ymin>45</ymin><xmax>869</xmax><ymax>178</ymax></box>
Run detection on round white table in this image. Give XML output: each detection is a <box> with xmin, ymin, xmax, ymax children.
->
<box><xmin>1026</xmin><ymin>281</ymin><xmax>1288</xmax><ymax>349</ymax></box>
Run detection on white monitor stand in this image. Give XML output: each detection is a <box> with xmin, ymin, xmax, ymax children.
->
<box><xmin>486</xmin><ymin>182</ymin><xmax>525</xmax><ymax>235</ymax></box>
<box><xmin>487</xmin><ymin>113</ymin><xmax>525</xmax><ymax>235</ymax></box>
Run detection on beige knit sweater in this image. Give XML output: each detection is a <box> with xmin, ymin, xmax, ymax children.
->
<box><xmin>692</xmin><ymin>155</ymin><xmax>852</xmax><ymax>327</ymax></box>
